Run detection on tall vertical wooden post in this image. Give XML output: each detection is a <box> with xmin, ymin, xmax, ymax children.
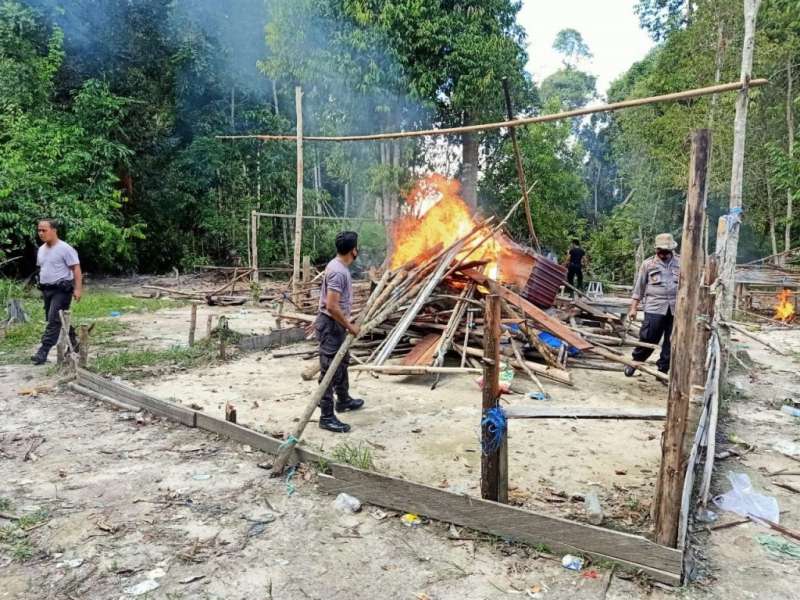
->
<box><xmin>292</xmin><ymin>86</ymin><xmax>304</xmax><ymax>301</ymax></box>
<box><xmin>188</xmin><ymin>303</ymin><xmax>198</xmax><ymax>347</ymax></box>
<box><xmin>715</xmin><ymin>0</ymin><xmax>761</xmax><ymax>382</ymax></box>
<box><xmin>250</xmin><ymin>210</ymin><xmax>259</xmax><ymax>283</ymax></box>
<box><xmin>481</xmin><ymin>294</ymin><xmax>508</xmax><ymax>504</ymax></box>
<box><xmin>654</xmin><ymin>129</ymin><xmax>710</xmax><ymax>547</ymax></box>
<box><xmin>302</xmin><ymin>255</ymin><xmax>312</xmax><ymax>283</ymax></box>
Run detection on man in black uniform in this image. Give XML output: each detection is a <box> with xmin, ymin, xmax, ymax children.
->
<box><xmin>565</xmin><ymin>239</ymin><xmax>586</xmax><ymax>293</ymax></box>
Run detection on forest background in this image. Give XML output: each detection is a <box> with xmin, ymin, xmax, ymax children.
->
<box><xmin>1</xmin><ymin>0</ymin><xmax>797</xmax><ymax>282</ymax></box>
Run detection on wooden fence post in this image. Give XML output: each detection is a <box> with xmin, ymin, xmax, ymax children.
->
<box><xmin>251</xmin><ymin>210</ymin><xmax>259</xmax><ymax>283</ymax></box>
<box><xmin>78</xmin><ymin>324</ymin><xmax>89</xmax><ymax>368</ymax></box>
<box><xmin>56</xmin><ymin>310</ymin><xmax>71</xmax><ymax>366</ymax></box>
<box><xmin>188</xmin><ymin>303</ymin><xmax>198</xmax><ymax>347</ymax></box>
<box><xmin>481</xmin><ymin>294</ymin><xmax>508</xmax><ymax>503</ymax></box>
<box><xmin>292</xmin><ymin>86</ymin><xmax>304</xmax><ymax>303</ymax></box>
<box><xmin>654</xmin><ymin>129</ymin><xmax>710</xmax><ymax>547</ymax></box>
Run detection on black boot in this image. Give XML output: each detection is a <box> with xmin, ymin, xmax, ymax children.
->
<box><xmin>319</xmin><ymin>414</ymin><xmax>351</xmax><ymax>433</ymax></box>
<box><xmin>31</xmin><ymin>349</ymin><xmax>48</xmax><ymax>365</ymax></box>
<box><xmin>336</xmin><ymin>397</ymin><xmax>364</xmax><ymax>412</ymax></box>
<box><xmin>624</xmin><ymin>365</ymin><xmax>636</xmax><ymax>377</ymax></box>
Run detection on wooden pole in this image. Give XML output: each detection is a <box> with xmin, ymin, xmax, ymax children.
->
<box><xmin>216</xmin><ymin>79</ymin><xmax>768</xmax><ymax>143</ymax></box>
<box><xmin>501</xmin><ymin>77</ymin><xmax>539</xmax><ymax>251</ymax></box>
<box><xmin>56</xmin><ymin>310</ymin><xmax>71</xmax><ymax>366</ymax></box>
<box><xmin>292</xmin><ymin>86</ymin><xmax>304</xmax><ymax>302</ymax></box>
<box><xmin>481</xmin><ymin>294</ymin><xmax>508</xmax><ymax>504</ymax></box>
<box><xmin>188</xmin><ymin>303</ymin><xmax>198</xmax><ymax>347</ymax></box>
<box><xmin>654</xmin><ymin>129</ymin><xmax>710</xmax><ymax>547</ymax></box>
<box><xmin>206</xmin><ymin>314</ymin><xmax>213</xmax><ymax>338</ymax></box>
<box><xmin>685</xmin><ymin>256</ymin><xmax>717</xmax><ymax>455</ymax></box>
<box><xmin>219</xmin><ymin>316</ymin><xmax>228</xmax><ymax>360</ymax></box>
<box><xmin>714</xmin><ymin>0</ymin><xmax>762</xmax><ymax>385</ymax></box>
<box><xmin>250</xmin><ymin>210</ymin><xmax>259</xmax><ymax>283</ymax></box>
<box><xmin>78</xmin><ymin>324</ymin><xmax>89</xmax><ymax>368</ymax></box>
<box><xmin>302</xmin><ymin>255</ymin><xmax>312</xmax><ymax>283</ymax></box>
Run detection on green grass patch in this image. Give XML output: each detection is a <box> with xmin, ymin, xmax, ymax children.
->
<box><xmin>331</xmin><ymin>442</ymin><xmax>374</xmax><ymax>471</ymax></box>
<box><xmin>0</xmin><ymin>280</ymin><xmax>179</xmax><ymax>365</ymax></box>
<box><xmin>0</xmin><ymin>508</ymin><xmax>49</xmax><ymax>563</ymax></box>
<box><xmin>0</xmin><ymin>497</ymin><xmax>12</xmax><ymax>512</ymax></box>
<box><xmin>92</xmin><ymin>340</ymin><xmax>216</xmax><ymax>378</ymax></box>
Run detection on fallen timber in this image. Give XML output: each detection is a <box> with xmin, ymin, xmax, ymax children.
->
<box><xmin>70</xmin><ymin>367</ymin><xmax>683</xmax><ymax>585</ymax></box>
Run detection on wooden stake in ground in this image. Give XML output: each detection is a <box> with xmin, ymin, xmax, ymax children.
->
<box><xmin>78</xmin><ymin>324</ymin><xmax>90</xmax><ymax>368</ymax></box>
<box><xmin>250</xmin><ymin>210</ymin><xmax>259</xmax><ymax>283</ymax></box>
<box><xmin>292</xmin><ymin>86</ymin><xmax>304</xmax><ymax>303</ymax></box>
<box><xmin>481</xmin><ymin>294</ymin><xmax>508</xmax><ymax>504</ymax></box>
<box><xmin>654</xmin><ymin>129</ymin><xmax>710</xmax><ymax>547</ymax></box>
<box><xmin>188</xmin><ymin>303</ymin><xmax>198</xmax><ymax>347</ymax></box>
<box><xmin>219</xmin><ymin>316</ymin><xmax>228</xmax><ymax>360</ymax></box>
<box><xmin>56</xmin><ymin>310</ymin><xmax>73</xmax><ymax>367</ymax></box>
<box><xmin>206</xmin><ymin>314</ymin><xmax>213</xmax><ymax>338</ymax></box>
<box><xmin>714</xmin><ymin>0</ymin><xmax>762</xmax><ymax>385</ymax></box>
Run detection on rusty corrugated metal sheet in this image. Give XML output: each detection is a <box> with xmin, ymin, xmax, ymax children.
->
<box><xmin>521</xmin><ymin>254</ymin><xmax>566</xmax><ymax>309</ymax></box>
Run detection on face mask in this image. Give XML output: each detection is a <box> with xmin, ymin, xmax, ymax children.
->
<box><xmin>657</xmin><ymin>250</ymin><xmax>672</xmax><ymax>261</ymax></box>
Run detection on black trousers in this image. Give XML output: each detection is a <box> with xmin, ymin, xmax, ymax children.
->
<box><xmin>315</xmin><ymin>313</ymin><xmax>350</xmax><ymax>417</ymax></box>
<box><xmin>39</xmin><ymin>284</ymin><xmax>77</xmax><ymax>356</ymax></box>
<box><xmin>567</xmin><ymin>265</ymin><xmax>583</xmax><ymax>290</ymax></box>
<box><xmin>632</xmin><ymin>309</ymin><xmax>673</xmax><ymax>373</ymax></box>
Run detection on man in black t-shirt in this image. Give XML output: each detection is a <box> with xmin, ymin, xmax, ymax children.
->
<box><xmin>565</xmin><ymin>239</ymin><xmax>586</xmax><ymax>293</ymax></box>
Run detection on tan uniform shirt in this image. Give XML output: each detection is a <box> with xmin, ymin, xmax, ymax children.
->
<box><xmin>631</xmin><ymin>254</ymin><xmax>680</xmax><ymax>315</ymax></box>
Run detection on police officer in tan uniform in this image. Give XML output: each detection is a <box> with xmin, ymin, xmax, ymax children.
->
<box><xmin>624</xmin><ymin>233</ymin><xmax>680</xmax><ymax>378</ymax></box>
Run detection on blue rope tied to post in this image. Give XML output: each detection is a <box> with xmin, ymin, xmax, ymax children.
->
<box><xmin>480</xmin><ymin>406</ymin><xmax>507</xmax><ymax>455</ymax></box>
<box><xmin>284</xmin><ymin>465</ymin><xmax>297</xmax><ymax>496</ymax></box>
<box><xmin>279</xmin><ymin>435</ymin><xmax>299</xmax><ymax>450</ymax></box>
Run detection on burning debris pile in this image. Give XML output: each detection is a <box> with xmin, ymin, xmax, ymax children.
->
<box><xmin>276</xmin><ymin>175</ymin><xmax>668</xmax><ymax>390</ymax></box>
<box><xmin>775</xmin><ymin>289</ymin><xmax>796</xmax><ymax>324</ymax></box>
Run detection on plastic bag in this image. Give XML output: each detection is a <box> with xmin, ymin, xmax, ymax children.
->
<box><xmin>713</xmin><ymin>472</ymin><xmax>779</xmax><ymax>524</ymax></box>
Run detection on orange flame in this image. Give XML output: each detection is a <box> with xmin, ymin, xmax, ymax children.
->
<box><xmin>389</xmin><ymin>175</ymin><xmax>506</xmax><ymax>279</ymax></box>
<box><xmin>775</xmin><ymin>289</ymin><xmax>796</xmax><ymax>322</ymax></box>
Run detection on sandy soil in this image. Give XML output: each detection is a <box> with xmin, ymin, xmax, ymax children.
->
<box><xmin>3</xmin><ymin>296</ymin><xmax>800</xmax><ymax>598</ymax></box>
<box><xmin>1</xmin><ymin>364</ymin><xmax>659</xmax><ymax>600</ymax></box>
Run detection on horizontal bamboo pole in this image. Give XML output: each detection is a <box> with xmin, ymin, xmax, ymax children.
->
<box><xmin>217</xmin><ymin>79</ymin><xmax>768</xmax><ymax>143</ymax></box>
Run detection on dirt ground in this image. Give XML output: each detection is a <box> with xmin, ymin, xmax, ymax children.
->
<box><xmin>2</xmin><ymin>294</ymin><xmax>800</xmax><ymax>599</ymax></box>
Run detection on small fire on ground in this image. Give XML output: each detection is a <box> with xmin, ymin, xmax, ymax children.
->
<box><xmin>775</xmin><ymin>288</ymin><xmax>796</xmax><ymax>323</ymax></box>
<box><xmin>389</xmin><ymin>174</ymin><xmax>510</xmax><ymax>281</ymax></box>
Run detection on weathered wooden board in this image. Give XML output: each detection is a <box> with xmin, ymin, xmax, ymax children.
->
<box><xmin>238</xmin><ymin>326</ymin><xmax>307</xmax><ymax>352</ymax></box>
<box><xmin>463</xmin><ymin>270</ymin><xmax>592</xmax><ymax>351</ymax></box>
<box><xmin>194</xmin><ymin>413</ymin><xmax>321</xmax><ymax>465</ymax></box>
<box><xmin>76</xmin><ymin>369</ymin><xmax>196</xmax><ymax>427</ymax></box>
<box><xmin>504</xmin><ymin>406</ymin><xmax>666</xmax><ymax>420</ymax></box>
<box><xmin>318</xmin><ymin>464</ymin><xmax>681</xmax><ymax>585</ymax></box>
<box><xmin>402</xmin><ymin>333</ymin><xmax>440</xmax><ymax>366</ymax></box>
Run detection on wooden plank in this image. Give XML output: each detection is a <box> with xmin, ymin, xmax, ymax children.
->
<box><xmin>76</xmin><ymin>369</ymin><xmax>196</xmax><ymax>427</ymax></box>
<box><xmin>401</xmin><ymin>333</ymin><xmax>441</xmax><ymax>366</ymax></box>
<box><xmin>318</xmin><ymin>464</ymin><xmax>682</xmax><ymax>585</ymax></box>
<box><xmin>503</xmin><ymin>406</ymin><xmax>666</xmax><ymax>420</ymax></box>
<box><xmin>238</xmin><ymin>326</ymin><xmax>307</xmax><ymax>352</ymax></box>
<box><xmin>194</xmin><ymin>413</ymin><xmax>321</xmax><ymax>465</ymax></box>
<box><xmin>350</xmin><ymin>365</ymin><xmax>480</xmax><ymax>375</ymax></box>
<box><xmin>464</xmin><ymin>270</ymin><xmax>592</xmax><ymax>351</ymax></box>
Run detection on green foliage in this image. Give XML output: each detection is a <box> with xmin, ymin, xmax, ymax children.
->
<box><xmin>552</xmin><ymin>28</ymin><xmax>593</xmax><ymax>67</ymax></box>
<box><xmin>0</xmin><ymin>284</ymin><xmax>178</xmax><ymax>364</ymax></box>
<box><xmin>92</xmin><ymin>342</ymin><xmax>215</xmax><ymax>378</ymax></box>
<box><xmin>540</xmin><ymin>67</ymin><xmax>597</xmax><ymax>111</ymax></box>
<box><xmin>0</xmin><ymin>2</ymin><xmax>140</xmax><ymax>270</ymax></box>
<box><xmin>331</xmin><ymin>441</ymin><xmax>374</xmax><ymax>470</ymax></box>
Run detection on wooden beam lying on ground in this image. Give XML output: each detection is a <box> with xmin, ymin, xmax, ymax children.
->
<box><xmin>318</xmin><ymin>463</ymin><xmax>682</xmax><ymax>585</ymax></box>
<box><xmin>503</xmin><ymin>406</ymin><xmax>666</xmax><ymax>420</ymax></box>
<box><xmin>349</xmin><ymin>365</ymin><xmax>481</xmax><ymax>375</ymax></box>
<box><xmin>238</xmin><ymin>326</ymin><xmax>307</xmax><ymax>352</ymax></box>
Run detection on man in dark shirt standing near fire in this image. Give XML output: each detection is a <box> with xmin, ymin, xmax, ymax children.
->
<box><xmin>314</xmin><ymin>231</ymin><xmax>365</xmax><ymax>433</ymax></box>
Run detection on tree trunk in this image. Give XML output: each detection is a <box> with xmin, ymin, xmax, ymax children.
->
<box><xmin>767</xmin><ymin>176</ymin><xmax>779</xmax><ymax>261</ymax></box>
<box><xmin>292</xmin><ymin>86</ymin><xmax>304</xmax><ymax>300</ymax></box>
<box><xmin>272</xmin><ymin>79</ymin><xmax>279</xmax><ymax>115</ymax></box>
<box><xmin>715</xmin><ymin>0</ymin><xmax>761</xmax><ymax>385</ymax></box>
<box><xmin>786</xmin><ymin>59</ymin><xmax>795</xmax><ymax>258</ymax></box>
<box><xmin>461</xmin><ymin>114</ymin><xmax>479</xmax><ymax>208</ymax></box>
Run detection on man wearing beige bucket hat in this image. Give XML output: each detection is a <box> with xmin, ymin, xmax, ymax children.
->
<box><xmin>624</xmin><ymin>233</ymin><xmax>680</xmax><ymax>380</ymax></box>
